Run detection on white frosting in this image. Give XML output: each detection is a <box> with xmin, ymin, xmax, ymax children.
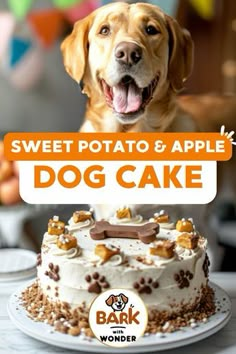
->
<box><xmin>109</xmin><ymin>214</ymin><xmax>143</xmax><ymax>224</ymax></box>
<box><xmin>159</xmin><ymin>222</ymin><xmax>175</xmax><ymax>230</ymax></box>
<box><xmin>94</xmin><ymin>253</ymin><xmax>124</xmax><ymax>266</ymax></box>
<box><xmin>149</xmin><ymin>217</ymin><xmax>175</xmax><ymax>230</ymax></box>
<box><xmin>43</xmin><ymin>234</ymin><xmax>58</xmax><ymax>244</ymax></box>
<box><xmin>52</xmin><ymin>247</ymin><xmax>81</xmax><ymax>259</ymax></box>
<box><xmin>107</xmin><ymin>254</ymin><xmax>124</xmax><ymax>266</ymax></box>
<box><xmin>67</xmin><ymin>217</ymin><xmax>94</xmax><ymax>231</ymax></box>
<box><xmin>38</xmin><ymin>222</ymin><xmax>208</xmax><ymax>313</ymax></box>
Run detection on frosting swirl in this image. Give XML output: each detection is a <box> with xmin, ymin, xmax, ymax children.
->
<box><xmin>43</xmin><ymin>233</ymin><xmax>58</xmax><ymax>245</ymax></box>
<box><xmin>149</xmin><ymin>218</ymin><xmax>175</xmax><ymax>230</ymax></box>
<box><xmin>52</xmin><ymin>246</ymin><xmax>81</xmax><ymax>259</ymax></box>
<box><xmin>109</xmin><ymin>215</ymin><xmax>143</xmax><ymax>225</ymax></box>
<box><xmin>67</xmin><ymin>218</ymin><xmax>94</xmax><ymax>231</ymax></box>
<box><xmin>106</xmin><ymin>253</ymin><xmax>124</xmax><ymax>266</ymax></box>
<box><xmin>90</xmin><ymin>252</ymin><xmax>125</xmax><ymax>266</ymax></box>
<box><xmin>158</xmin><ymin>222</ymin><xmax>175</xmax><ymax>230</ymax></box>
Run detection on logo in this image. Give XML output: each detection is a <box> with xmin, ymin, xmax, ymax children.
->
<box><xmin>105</xmin><ymin>293</ymin><xmax>128</xmax><ymax>312</ymax></box>
<box><xmin>89</xmin><ymin>288</ymin><xmax>147</xmax><ymax>348</ymax></box>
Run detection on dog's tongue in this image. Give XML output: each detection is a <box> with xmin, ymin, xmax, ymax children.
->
<box><xmin>113</xmin><ymin>83</ymin><xmax>142</xmax><ymax>114</ymax></box>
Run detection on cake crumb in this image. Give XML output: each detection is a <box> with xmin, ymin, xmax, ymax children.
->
<box><xmin>20</xmin><ymin>281</ymin><xmax>215</xmax><ymax>337</ymax></box>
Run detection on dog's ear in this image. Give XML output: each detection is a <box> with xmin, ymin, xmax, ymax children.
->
<box><xmin>120</xmin><ymin>293</ymin><xmax>128</xmax><ymax>304</ymax></box>
<box><xmin>165</xmin><ymin>15</ymin><xmax>193</xmax><ymax>92</ymax></box>
<box><xmin>61</xmin><ymin>15</ymin><xmax>92</xmax><ymax>84</ymax></box>
<box><xmin>106</xmin><ymin>295</ymin><xmax>115</xmax><ymax>306</ymax></box>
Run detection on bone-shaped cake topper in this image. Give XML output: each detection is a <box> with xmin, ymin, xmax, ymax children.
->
<box><xmin>90</xmin><ymin>221</ymin><xmax>159</xmax><ymax>244</ymax></box>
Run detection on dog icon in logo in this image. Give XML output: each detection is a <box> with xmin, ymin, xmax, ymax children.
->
<box><xmin>105</xmin><ymin>293</ymin><xmax>128</xmax><ymax>312</ymax></box>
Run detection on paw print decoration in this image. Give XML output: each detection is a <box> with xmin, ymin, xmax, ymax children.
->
<box><xmin>174</xmin><ymin>269</ymin><xmax>193</xmax><ymax>289</ymax></box>
<box><xmin>133</xmin><ymin>277</ymin><xmax>159</xmax><ymax>294</ymax></box>
<box><xmin>85</xmin><ymin>272</ymin><xmax>110</xmax><ymax>294</ymax></box>
<box><xmin>45</xmin><ymin>262</ymin><xmax>60</xmax><ymax>282</ymax></box>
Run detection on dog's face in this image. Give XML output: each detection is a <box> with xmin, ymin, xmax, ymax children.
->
<box><xmin>61</xmin><ymin>2</ymin><xmax>193</xmax><ymax>126</ymax></box>
<box><xmin>105</xmin><ymin>293</ymin><xmax>128</xmax><ymax>311</ymax></box>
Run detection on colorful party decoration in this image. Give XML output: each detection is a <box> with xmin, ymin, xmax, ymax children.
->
<box><xmin>28</xmin><ymin>9</ymin><xmax>64</xmax><ymax>48</ymax></box>
<box><xmin>53</xmin><ymin>0</ymin><xmax>81</xmax><ymax>9</ymax></box>
<box><xmin>102</xmin><ymin>1</ymin><xmax>178</xmax><ymax>17</ymax></box>
<box><xmin>9</xmin><ymin>37</ymin><xmax>32</xmax><ymax>68</ymax></box>
<box><xmin>0</xmin><ymin>12</ymin><xmax>15</xmax><ymax>58</ymax></box>
<box><xmin>8</xmin><ymin>0</ymin><xmax>33</xmax><ymax>19</ymax></box>
<box><xmin>9</xmin><ymin>44</ymin><xmax>44</xmax><ymax>90</ymax></box>
<box><xmin>190</xmin><ymin>0</ymin><xmax>214</xmax><ymax>20</ymax></box>
<box><xmin>0</xmin><ymin>34</ymin><xmax>44</xmax><ymax>91</ymax></box>
<box><xmin>149</xmin><ymin>0</ymin><xmax>178</xmax><ymax>16</ymax></box>
<box><xmin>63</xmin><ymin>0</ymin><xmax>100</xmax><ymax>23</ymax></box>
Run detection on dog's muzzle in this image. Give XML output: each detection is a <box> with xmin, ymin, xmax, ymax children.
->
<box><xmin>100</xmin><ymin>74</ymin><xmax>159</xmax><ymax>123</ymax></box>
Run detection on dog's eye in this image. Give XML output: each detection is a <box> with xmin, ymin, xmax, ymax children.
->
<box><xmin>146</xmin><ymin>25</ymin><xmax>160</xmax><ymax>35</ymax></box>
<box><xmin>99</xmin><ymin>25</ymin><xmax>110</xmax><ymax>36</ymax></box>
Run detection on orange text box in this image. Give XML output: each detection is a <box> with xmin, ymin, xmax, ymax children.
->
<box><xmin>4</xmin><ymin>132</ymin><xmax>232</xmax><ymax>161</ymax></box>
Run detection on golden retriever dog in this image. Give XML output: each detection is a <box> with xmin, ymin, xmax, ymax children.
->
<box><xmin>61</xmin><ymin>2</ymin><xmax>194</xmax><ymax>133</ymax></box>
<box><xmin>61</xmin><ymin>2</ymin><xmax>236</xmax><ymax>269</ymax></box>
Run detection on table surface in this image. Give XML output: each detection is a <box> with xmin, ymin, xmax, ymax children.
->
<box><xmin>0</xmin><ymin>272</ymin><xmax>236</xmax><ymax>354</ymax></box>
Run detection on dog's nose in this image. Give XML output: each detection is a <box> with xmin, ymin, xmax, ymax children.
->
<box><xmin>115</xmin><ymin>42</ymin><xmax>142</xmax><ymax>66</ymax></box>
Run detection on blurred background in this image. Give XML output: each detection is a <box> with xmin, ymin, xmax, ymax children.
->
<box><xmin>0</xmin><ymin>0</ymin><xmax>236</xmax><ymax>271</ymax></box>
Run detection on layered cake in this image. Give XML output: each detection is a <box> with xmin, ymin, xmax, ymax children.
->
<box><xmin>22</xmin><ymin>208</ymin><xmax>215</xmax><ymax>337</ymax></box>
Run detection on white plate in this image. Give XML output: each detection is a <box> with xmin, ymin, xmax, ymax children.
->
<box><xmin>0</xmin><ymin>249</ymin><xmax>37</xmax><ymax>282</ymax></box>
<box><xmin>8</xmin><ymin>282</ymin><xmax>231</xmax><ymax>353</ymax></box>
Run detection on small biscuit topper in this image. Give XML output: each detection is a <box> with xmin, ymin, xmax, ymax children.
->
<box><xmin>153</xmin><ymin>210</ymin><xmax>169</xmax><ymax>223</ymax></box>
<box><xmin>116</xmin><ymin>206</ymin><xmax>132</xmax><ymax>219</ymax></box>
<box><xmin>73</xmin><ymin>209</ymin><xmax>93</xmax><ymax>223</ymax></box>
<box><xmin>95</xmin><ymin>244</ymin><xmax>120</xmax><ymax>263</ymax></box>
<box><xmin>48</xmin><ymin>216</ymin><xmax>65</xmax><ymax>236</ymax></box>
<box><xmin>57</xmin><ymin>233</ymin><xmax>77</xmax><ymax>251</ymax></box>
<box><xmin>176</xmin><ymin>232</ymin><xmax>199</xmax><ymax>250</ymax></box>
<box><xmin>176</xmin><ymin>218</ymin><xmax>194</xmax><ymax>233</ymax></box>
<box><xmin>149</xmin><ymin>240</ymin><xmax>175</xmax><ymax>259</ymax></box>
<box><xmin>90</xmin><ymin>221</ymin><xmax>159</xmax><ymax>244</ymax></box>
